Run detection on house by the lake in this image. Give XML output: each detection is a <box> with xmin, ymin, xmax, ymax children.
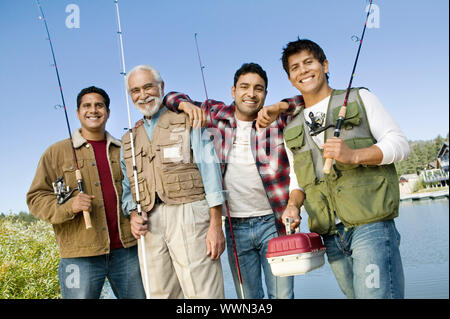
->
<box><xmin>420</xmin><ymin>142</ymin><xmax>449</xmax><ymax>188</ymax></box>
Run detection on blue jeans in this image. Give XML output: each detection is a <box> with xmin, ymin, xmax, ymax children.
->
<box><xmin>58</xmin><ymin>245</ymin><xmax>146</xmax><ymax>299</ymax></box>
<box><xmin>225</xmin><ymin>214</ymin><xmax>294</xmax><ymax>299</ymax></box>
<box><xmin>322</xmin><ymin>220</ymin><xmax>404</xmax><ymax>299</ymax></box>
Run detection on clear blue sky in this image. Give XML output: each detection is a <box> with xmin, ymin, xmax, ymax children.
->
<box><xmin>0</xmin><ymin>0</ymin><xmax>448</xmax><ymax>214</ymax></box>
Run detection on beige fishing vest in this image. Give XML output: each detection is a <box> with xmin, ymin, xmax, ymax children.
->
<box><xmin>122</xmin><ymin>110</ymin><xmax>206</xmax><ymax>213</ymax></box>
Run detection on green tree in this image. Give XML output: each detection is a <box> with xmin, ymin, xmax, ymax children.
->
<box><xmin>395</xmin><ymin>134</ymin><xmax>449</xmax><ymax>176</ymax></box>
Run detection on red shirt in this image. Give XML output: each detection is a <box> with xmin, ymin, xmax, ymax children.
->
<box><xmin>88</xmin><ymin>139</ymin><xmax>123</xmax><ymax>250</ymax></box>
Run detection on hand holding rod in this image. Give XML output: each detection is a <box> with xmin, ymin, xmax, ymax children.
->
<box><xmin>76</xmin><ymin>170</ymin><xmax>92</xmax><ymax>229</ymax></box>
<box><xmin>323</xmin><ymin>0</ymin><xmax>373</xmax><ymax>174</ymax></box>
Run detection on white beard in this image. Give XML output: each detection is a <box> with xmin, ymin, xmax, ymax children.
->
<box><xmin>134</xmin><ymin>86</ymin><xmax>163</xmax><ymax>117</ymax></box>
<box><xmin>135</xmin><ymin>97</ymin><xmax>161</xmax><ymax>117</ymax></box>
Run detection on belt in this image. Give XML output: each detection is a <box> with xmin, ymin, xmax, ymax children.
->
<box><xmin>154</xmin><ymin>193</ymin><xmax>163</xmax><ymax>205</ymax></box>
<box><xmin>229</xmin><ymin>214</ymin><xmax>273</xmax><ymax>222</ymax></box>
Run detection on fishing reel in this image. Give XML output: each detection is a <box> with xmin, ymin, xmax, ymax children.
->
<box><xmin>305</xmin><ymin>111</ymin><xmax>335</xmax><ymax>137</ymax></box>
<box><xmin>52</xmin><ymin>176</ymin><xmax>78</xmax><ymax>205</ymax></box>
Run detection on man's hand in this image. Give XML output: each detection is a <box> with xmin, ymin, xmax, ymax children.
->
<box><xmin>322</xmin><ymin>137</ymin><xmax>383</xmax><ymax>165</ymax></box>
<box><xmin>71</xmin><ymin>193</ymin><xmax>95</xmax><ymax>214</ymax></box>
<box><xmin>179</xmin><ymin>101</ymin><xmax>207</xmax><ymax>129</ymax></box>
<box><xmin>134</xmin><ymin>118</ymin><xmax>144</xmax><ymax>128</ymax></box>
<box><xmin>282</xmin><ymin>189</ymin><xmax>305</xmax><ymax>232</ymax></box>
<box><xmin>130</xmin><ymin>210</ymin><xmax>148</xmax><ymax>239</ymax></box>
<box><xmin>282</xmin><ymin>205</ymin><xmax>301</xmax><ymax>232</ymax></box>
<box><xmin>322</xmin><ymin>137</ymin><xmax>355</xmax><ymax>164</ymax></box>
<box><xmin>206</xmin><ymin>205</ymin><xmax>225</xmax><ymax>260</ymax></box>
<box><xmin>256</xmin><ymin>101</ymin><xmax>289</xmax><ymax>130</ymax></box>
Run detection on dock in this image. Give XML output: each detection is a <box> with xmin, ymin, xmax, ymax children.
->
<box><xmin>400</xmin><ymin>189</ymin><xmax>449</xmax><ymax>201</ymax></box>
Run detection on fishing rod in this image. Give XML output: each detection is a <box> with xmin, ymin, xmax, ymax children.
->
<box><xmin>194</xmin><ymin>33</ymin><xmax>245</xmax><ymax>299</ymax></box>
<box><xmin>36</xmin><ymin>0</ymin><xmax>92</xmax><ymax>229</ymax></box>
<box><xmin>224</xmin><ymin>188</ymin><xmax>245</xmax><ymax>299</ymax></box>
<box><xmin>323</xmin><ymin>0</ymin><xmax>374</xmax><ymax>174</ymax></box>
<box><xmin>194</xmin><ymin>33</ymin><xmax>209</xmax><ymax>100</ymax></box>
<box><xmin>113</xmin><ymin>0</ymin><xmax>151</xmax><ymax>298</ymax></box>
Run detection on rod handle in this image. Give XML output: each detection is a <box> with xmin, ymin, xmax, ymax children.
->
<box><xmin>75</xmin><ymin>169</ymin><xmax>92</xmax><ymax>229</ymax></box>
<box><xmin>83</xmin><ymin>211</ymin><xmax>92</xmax><ymax>229</ymax></box>
<box><xmin>323</xmin><ymin>158</ymin><xmax>333</xmax><ymax>174</ymax></box>
<box><xmin>323</xmin><ymin>104</ymin><xmax>346</xmax><ymax>174</ymax></box>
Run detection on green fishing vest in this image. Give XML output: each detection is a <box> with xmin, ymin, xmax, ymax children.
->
<box><xmin>283</xmin><ymin>88</ymin><xmax>399</xmax><ymax>235</ymax></box>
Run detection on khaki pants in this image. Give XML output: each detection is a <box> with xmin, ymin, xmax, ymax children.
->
<box><xmin>137</xmin><ymin>199</ymin><xmax>225</xmax><ymax>299</ymax></box>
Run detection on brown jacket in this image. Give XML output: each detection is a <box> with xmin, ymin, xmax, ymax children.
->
<box><xmin>26</xmin><ymin>129</ymin><xmax>136</xmax><ymax>258</ymax></box>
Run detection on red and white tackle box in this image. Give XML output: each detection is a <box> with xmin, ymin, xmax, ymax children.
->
<box><xmin>266</xmin><ymin>218</ymin><xmax>326</xmax><ymax>277</ymax></box>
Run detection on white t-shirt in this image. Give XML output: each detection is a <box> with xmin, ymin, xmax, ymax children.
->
<box><xmin>224</xmin><ymin>118</ymin><xmax>273</xmax><ymax>218</ymax></box>
<box><xmin>286</xmin><ymin>89</ymin><xmax>410</xmax><ymax>222</ymax></box>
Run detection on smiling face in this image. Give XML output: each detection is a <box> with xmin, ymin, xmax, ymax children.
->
<box><xmin>76</xmin><ymin>92</ymin><xmax>109</xmax><ymax>140</ymax></box>
<box><xmin>287</xmin><ymin>50</ymin><xmax>331</xmax><ymax>106</ymax></box>
<box><xmin>127</xmin><ymin>69</ymin><xmax>164</xmax><ymax>117</ymax></box>
<box><xmin>231</xmin><ymin>72</ymin><xmax>267</xmax><ymax>121</ymax></box>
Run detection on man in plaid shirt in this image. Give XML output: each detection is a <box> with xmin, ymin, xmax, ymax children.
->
<box><xmin>163</xmin><ymin>63</ymin><xmax>303</xmax><ymax>299</ymax></box>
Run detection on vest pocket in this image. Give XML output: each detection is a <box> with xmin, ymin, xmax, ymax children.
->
<box><xmin>293</xmin><ymin>150</ymin><xmax>317</xmax><ymax>188</ymax></box>
<box><xmin>284</xmin><ymin>124</ymin><xmax>304</xmax><ymax>150</ymax></box>
<box><xmin>123</xmin><ymin>146</ymin><xmax>144</xmax><ymax>176</ymax></box>
<box><xmin>332</xmin><ymin>101</ymin><xmax>362</xmax><ymax>127</ymax></box>
<box><xmin>333</xmin><ymin>175</ymin><xmax>395</xmax><ymax>226</ymax></box>
<box><xmin>304</xmin><ymin>193</ymin><xmax>332</xmax><ymax>235</ymax></box>
<box><xmin>158</xmin><ymin>139</ymin><xmax>187</xmax><ymax>164</ymax></box>
<box><xmin>165</xmin><ymin>171</ymin><xmax>205</xmax><ymax>198</ymax></box>
<box><xmin>129</xmin><ymin>178</ymin><xmax>151</xmax><ymax>208</ymax></box>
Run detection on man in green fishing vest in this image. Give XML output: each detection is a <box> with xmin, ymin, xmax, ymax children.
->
<box><xmin>256</xmin><ymin>38</ymin><xmax>410</xmax><ymax>298</ymax></box>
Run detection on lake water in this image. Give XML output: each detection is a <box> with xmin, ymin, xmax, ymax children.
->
<box><xmin>103</xmin><ymin>198</ymin><xmax>449</xmax><ymax>299</ymax></box>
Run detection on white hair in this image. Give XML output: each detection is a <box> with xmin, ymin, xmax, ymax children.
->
<box><xmin>126</xmin><ymin>64</ymin><xmax>163</xmax><ymax>92</ymax></box>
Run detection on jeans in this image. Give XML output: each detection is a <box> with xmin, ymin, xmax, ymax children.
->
<box><xmin>58</xmin><ymin>245</ymin><xmax>146</xmax><ymax>299</ymax></box>
<box><xmin>322</xmin><ymin>220</ymin><xmax>404</xmax><ymax>299</ymax></box>
<box><xmin>225</xmin><ymin>214</ymin><xmax>294</xmax><ymax>299</ymax></box>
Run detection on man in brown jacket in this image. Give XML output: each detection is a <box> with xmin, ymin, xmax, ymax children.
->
<box><xmin>27</xmin><ymin>86</ymin><xmax>146</xmax><ymax>299</ymax></box>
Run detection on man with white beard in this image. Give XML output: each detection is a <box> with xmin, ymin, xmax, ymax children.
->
<box><xmin>120</xmin><ymin>65</ymin><xmax>227</xmax><ymax>298</ymax></box>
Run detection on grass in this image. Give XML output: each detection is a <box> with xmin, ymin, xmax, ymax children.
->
<box><xmin>0</xmin><ymin>215</ymin><xmax>61</xmax><ymax>299</ymax></box>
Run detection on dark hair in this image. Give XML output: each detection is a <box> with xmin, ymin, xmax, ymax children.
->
<box><xmin>281</xmin><ymin>38</ymin><xmax>329</xmax><ymax>81</ymax></box>
<box><xmin>233</xmin><ymin>63</ymin><xmax>268</xmax><ymax>90</ymax></box>
<box><xmin>76</xmin><ymin>86</ymin><xmax>110</xmax><ymax>109</ymax></box>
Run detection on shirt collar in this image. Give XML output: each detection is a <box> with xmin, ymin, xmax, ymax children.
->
<box><xmin>213</xmin><ymin>102</ymin><xmax>237</xmax><ymax>127</ymax></box>
<box><xmin>72</xmin><ymin>128</ymin><xmax>121</xmax><ymax>148</ymax></box>
<box><xmin>144</xmin><ymin>105</ymin><xmax>166</xmax><ymax>125</ymax></box>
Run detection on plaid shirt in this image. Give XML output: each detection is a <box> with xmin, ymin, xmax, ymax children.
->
<box><xmin>163</xmin><ymin>92</ymin><xmax>304</xmax><ymax>235</ymax></box>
